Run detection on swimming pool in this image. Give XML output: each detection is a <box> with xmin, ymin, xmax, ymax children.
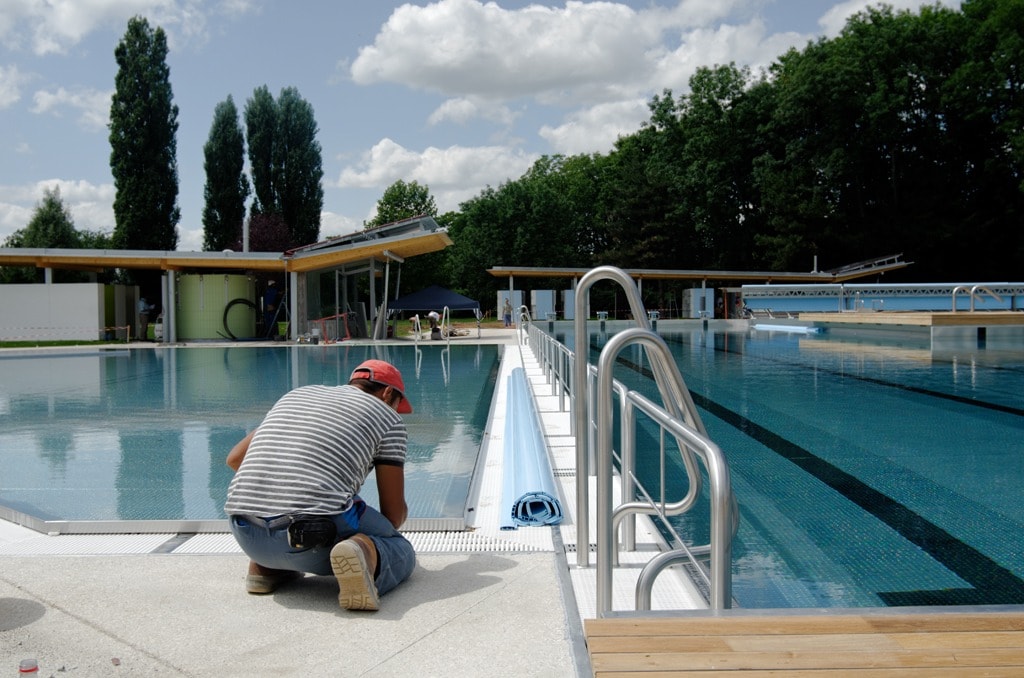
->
<box><xmin>573</xmin><ymin>325</ymin><xmax>1024</xmax><ymax>609</ymax></box>
<box><xmin>0</xmin><ymin>344</ymin><xmax>499</xmax><ymax>529</ymax></box>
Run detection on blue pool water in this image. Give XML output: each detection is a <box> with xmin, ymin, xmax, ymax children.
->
<box><xmin>0</xmin><ymin>344</ymin><xmax>499</xmax><ymax>524</ymax></box>
<box><xmin>576</xmin><ymin>326</ymin><xmax>1024</xmax><ymax>609</ymax></box>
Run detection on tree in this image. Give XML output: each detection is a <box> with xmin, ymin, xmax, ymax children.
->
<box><xmin>233</xmin><ymin>213</ymin><xmax>292</xmax><ymax>253</ymax></box>
<box><xmin>275</xmin><ymin>87</ymin><xmax>323</xmax><ymax>247</ymax></box>
<box><xmin>365</xmin><ymin>180</ymin><xmax>437</xmax><ymax>228</ymax></box>
<box><xmin>109</xmin><ymin>16</ymin><xmax>179</xmax><ymax>253</ymax></box>
<box><xmin>244</xmin><ymin>86</ymin><xmax>324</xmax><ymax>248</ymax></box>
<box><xmin>366</xmin><ymin>180</ymin><xmax>442</xmax><ymax>296</ymax></box>
<box><xmin>0</xmin><ymin>187</ymin><xmax>94</xmax><ymax>283</ymax></box>
<box><xmin>244</xmin><ymin>86</ymin><xmax>277</xmax><ymax>217</ymax></box>
<box><xmin>202</xmin><ymin>96</ymin><xmax>249</xmax><ymax>252</ymax></box>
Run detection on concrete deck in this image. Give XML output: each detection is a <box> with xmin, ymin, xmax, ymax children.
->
<box><xmin>1</xmin><ymin>326</ymin><xmax>707</xmax><ymax>677</ymax></box>
<box><xmin>0</xmin><ymin>328</ymin><xmax>586</xmax><ymax>677</ymax></box>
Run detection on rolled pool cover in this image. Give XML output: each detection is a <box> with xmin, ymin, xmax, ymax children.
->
<box><xmin>500</xmin><ymin>368</ymin><xmax>564</xmax><ymax>530</ymax></box>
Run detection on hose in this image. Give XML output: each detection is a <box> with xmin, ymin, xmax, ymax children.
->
<box><xmin>222</xmin><ymin>298</ymin><xmax>258</xmax><ymax>340</ymax></box>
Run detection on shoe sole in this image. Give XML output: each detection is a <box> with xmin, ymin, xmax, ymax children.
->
<box><xmin>331</xmin><ymin>541</ymin><xmax>380</xmax><ymax>611</ymax></box>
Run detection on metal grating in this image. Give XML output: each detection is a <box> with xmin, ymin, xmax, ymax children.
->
<box><xmin>407</xmin><ymin>531</ymin><xmax>551</xmax><ymax>553</ymax></box>
<box><xmin>172</xmin><ymin>533</ymin><xmax>242</xmax><ymax>554</ymax></box>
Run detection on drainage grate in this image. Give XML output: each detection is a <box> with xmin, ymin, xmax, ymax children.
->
<box><xmin>407</xmin><ymin>531</ymin><xmax>550</xmax><ymax>553</ymax></box>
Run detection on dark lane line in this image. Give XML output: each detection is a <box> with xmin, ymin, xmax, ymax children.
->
<box><xmin>605</xmin><ymin>343</ymin><xmax>1024</xmax><ymax>605</ymax></box>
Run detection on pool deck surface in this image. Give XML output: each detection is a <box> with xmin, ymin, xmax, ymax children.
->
<box><xmin>1</xmin><ymin>328</ymin><xmax>654</xmax><ymax>677</ymax></box>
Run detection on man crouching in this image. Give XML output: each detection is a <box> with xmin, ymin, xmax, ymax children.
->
<box><xmin>224</xmin><ymin>359</ymin><xmax>415</xmax><ymax>611</ymax></box>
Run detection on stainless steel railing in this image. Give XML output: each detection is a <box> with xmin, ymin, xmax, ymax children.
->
<box><xmin>525</xmin><ymin>265</ymin><xmax>735</xmax><ymax>614</ymax></box>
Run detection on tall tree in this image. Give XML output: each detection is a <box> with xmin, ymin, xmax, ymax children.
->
<box><xmin>244</xmin><ymin>85</ymin><xmax>277</xmax><ymax>217</ymax></box>
<box><xmin>202</xmin><ymin>96</ymin><xmax>249</xmax><ymax>252</ymax></box>
<box><xmin>244</xmin><ymin>86</ymin><xmax>324</xmax><ymax>248</ymax></box>
<box><xmin>366</xmin><ymin>179</ymin><xmax>437</xmax><ymax>228</ymax></box>
<box><xmin>275</xmin><ymin>87</ymin><xmax>324</xmax><ymax>246</ymax></box>
<box><xmin>365</xmin><ymin>180</ymin><xmax>442</xmax><ymax>296</ymax></box>
<box><xmin>109</xmin><ymin>16</ymin><xmax>179</xmax><ymax>252</ymax></box>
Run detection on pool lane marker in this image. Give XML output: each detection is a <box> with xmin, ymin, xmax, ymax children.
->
<box><xmin>605</xmin><ymin>342</ymin><xmax>1024</xmax><ymax>606</ymax></box>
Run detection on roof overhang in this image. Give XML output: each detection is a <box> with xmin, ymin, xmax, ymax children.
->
<box><xmin>0</xmin><ymin>217</ymin><xmax>452</xmax><ymax>275</ymax></box>
<box><xmin>488</xmin><ymin>256</ymin><xmax>910</xmax><ymax>284</ymax></box>
<box><xmin>286</xmin><ymin>230</ymin><xmax>452</xmax><ymax>273</ymax></box>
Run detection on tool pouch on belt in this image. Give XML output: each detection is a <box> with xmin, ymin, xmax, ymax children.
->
<box><xmin>287</xmin><ymin>515</ymin><xmax>338</xmax><ymax>549</ymax></box>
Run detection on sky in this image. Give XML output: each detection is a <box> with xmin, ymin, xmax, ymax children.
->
<box><xmin>0</xmin><ymin>0</ymin><xmax>959</xmax><ymax>252</ymax></box>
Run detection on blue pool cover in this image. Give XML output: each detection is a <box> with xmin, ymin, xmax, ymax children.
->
<box><xmin>500</xmin><ymin>368</ymin><xmax>563</xmax><ymax>529</ymax></box>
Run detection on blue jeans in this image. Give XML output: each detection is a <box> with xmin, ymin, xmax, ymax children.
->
<box><xmin>229</xmin><ymin>501</ymin><xmax>416</xmax><ymax>596</ymax></box>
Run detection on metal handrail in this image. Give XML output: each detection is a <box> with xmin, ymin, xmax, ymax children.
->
<box><xmin>440</xmin><ymin>306</ymin><xmax>451</xmax><ymax>345</ymax></box>
<box><xmin>951</xmin><ymin>285</ymin><xmax>969</xmax><ymax>311</ymax></box>
<box><xmin>595</xmin><ymin>328</ymin><xmax>733</xmax><ymax>613</ymax></box>
<box><xmin>573</xmin><ymin>266</ymin><xmax>705</xmax><ymax>568</ymax></box>
<box><xmin>525</xmin><ymin>319</ymin><xmax>735</xmax><ymax>611</ymax></box>
<box><xmin>970</xmin><ymin>285</ymin><xmax>1003</xmax><ymax>312</ymax></box>
<box><xmin>516</xmin><ymin>304</ymin><xmax>533</xmax><ymax>346</ymax></box>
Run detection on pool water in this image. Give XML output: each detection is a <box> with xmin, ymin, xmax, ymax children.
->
<box><xmin>0</xmin><ymin>344</ymin><xmax>499</xmax><ymax>525</ymax></box>
<box><xmin>579</xmin><ymin>327</ymin><xmax>1024</xmax><ymax>609</ymax></box>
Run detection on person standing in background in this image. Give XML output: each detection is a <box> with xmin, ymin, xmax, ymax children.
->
<box><xmin>137</xmin><ymin>296</ymin><xmax>154</xmax><ymax>340</ymax></box>
<box><xmin>263</xmin><ymin>281</ymin><xmax>280</xmax><ymax>338</ymax></box>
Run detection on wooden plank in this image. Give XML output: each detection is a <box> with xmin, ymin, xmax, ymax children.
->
<box><xmin>585</xmin><ymin>612</ymin><xmax>1024</xmax><ymax>637</ymax></box>
<box><xmin>596</xmin><ymin>669</ymin><xmax>1024</xmax><ymax>678</ymax></box>
<box><xmin>588</xmin><ymin>630</ymin><xmax>1024</xmax><ymax>654</ymax></box>
<box><xmin>586</xmin><ymin>612</ymin><xmax>1024</xmax><ymax>675</ymax></box>
<box><xmin>590</xmin><ymin>647</ymin><xmax>1024</xmax><ymax>672</ymax></box>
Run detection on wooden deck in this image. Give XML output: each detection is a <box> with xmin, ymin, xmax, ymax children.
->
<box><xmin>585</xmin><ymin>608</ymin><xmax>1024</xmax><ymax>676</ymax></box>
<box><xmin>799</xmin><ymin>311</ymin><xmax>1024</xmax><ymax>328</ymax></box>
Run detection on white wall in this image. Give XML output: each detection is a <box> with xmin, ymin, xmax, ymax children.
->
<box><xmin>0</xmin><ymin>283</ymin><xmax>106</xmax><ymax>341</ymax></box>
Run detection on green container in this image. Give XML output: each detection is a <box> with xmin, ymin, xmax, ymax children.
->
<box><xmin>277</xmin><ymin>321</ymin><xmax>289</xmax><ymax>337</ymax></box>
<box><xmin>176</xmin><ymin>274</ymin><xmax>256</xmax><ymax>340</ymax></box>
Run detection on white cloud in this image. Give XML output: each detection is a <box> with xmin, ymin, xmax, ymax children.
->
<box><xmin>350</xmin><ymin>0</ymin><xmax>830</xmax><ymax>112</ymax></box>
<box><xmin>337</xmin><ymin>137</ymin><xmax>538</xmax><ymax>211</ymax></box>
<box><xmin>0</xmin><ymin>0</ymin><xmax>257</xmax><ymax>55</ymax></box>
<box><xmin>31</xmin><ymin>87</ymin><xmax>112</xmax><ymax>130</ymax></box>
<box><xmin>428</xmin><ymin>97</ymin><xmax>519</xmax><ymax>126</ymax></box>
<box><xmin>540</xmin><ymin>99</ymin><xmax>650</xmax><ymax>155</ymax></box>
<box><xmin>320</xmin><ymin>210</ymin><xmax>362</xmax><ymax>238</ymax></box>
<box><xmin>0</xmin><ymin>202</ymin><xmax>33</xmax><ymax>242</ymax></box>
<box><xmin>0</xmin><ymin>64</ymin><xmax>31</xmax><ymax>108</ymax></box>
<box><xmin>177</xmin><ymin>226</ymin><xmax>202</xmax><ymax>251</ymax></box>
<box><xmin>352</xmin><ymin>0</ymin><xmax>661</xmax><ymax>103</ymax></box>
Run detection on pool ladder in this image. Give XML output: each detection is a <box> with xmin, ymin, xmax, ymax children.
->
<box><xmin>952</xmin><ymin>284</ymin><xmax>1004</xmax><ymax>311</ymax></box>
<box><xmin>527</xmin><ymin>266</ymin><xmax>736</xmax><ymax>614</ymax></box>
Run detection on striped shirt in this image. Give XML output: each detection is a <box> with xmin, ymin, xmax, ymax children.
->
<box><xmin>224</xmin><ymin>384</ymin><xmax>407</xmax><ymax>517</ymax></box>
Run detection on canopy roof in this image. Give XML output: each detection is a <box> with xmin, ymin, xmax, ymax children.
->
<box><xmin>0</xmin><ymin>215</ymin><xmax>451</xmax><ymax>274</ymax></box>
<box><xmin>388</xmin><ymin>285</ymin><xmax>480</xmax><ymax>312</ymax></box>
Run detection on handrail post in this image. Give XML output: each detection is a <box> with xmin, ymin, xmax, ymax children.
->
<box><xmin>573</xmin><ymin>266</ymin><xmax>651</xmax><ymax>567</ymax></box>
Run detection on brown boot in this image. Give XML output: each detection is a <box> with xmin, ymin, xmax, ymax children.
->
<box><xmin>330</xmin><ymin>534</ymin><xmax>379</xmax><ymax>611</ymax></box>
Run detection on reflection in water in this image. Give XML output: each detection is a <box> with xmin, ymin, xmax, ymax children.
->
<box><xmin>0</xmin><ymin>345</ymin><xmax>499</xmax><ymax>522</ymax></box>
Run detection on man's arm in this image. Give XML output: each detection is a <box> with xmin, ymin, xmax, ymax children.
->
<box><xmin>226</xmin><ymin>430</ymin><xmax>255</xmax><ymax>471</ymax></box>
<box><xmin>375</xmin><ymin>464</ymin><xmax>408</xmax><ymax>529</ymax></box>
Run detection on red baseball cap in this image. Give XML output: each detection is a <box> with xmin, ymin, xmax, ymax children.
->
<box><xmin>349</xmin><ymin>359</ymin><xmax>413</xmax><ymax>413</ymax></box>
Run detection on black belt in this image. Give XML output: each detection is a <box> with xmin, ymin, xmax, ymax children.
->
<box><xmin>231</xmin><ymin>514</ymin><xmax>293</xmax><ymax>529</ymax></box>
